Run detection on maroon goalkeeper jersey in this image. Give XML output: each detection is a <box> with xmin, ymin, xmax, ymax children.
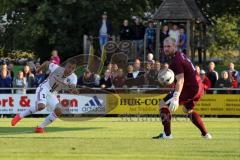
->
<box><xmin>169</xmin><ymin>52</ymin><xmax>199</xmax><ymax>92</ymax></box>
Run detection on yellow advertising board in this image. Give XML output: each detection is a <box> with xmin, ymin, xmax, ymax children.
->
<box><xmin>106</xmin><ymin>94</ymin><xmax>240</xmax><ymax>115</ymax></box>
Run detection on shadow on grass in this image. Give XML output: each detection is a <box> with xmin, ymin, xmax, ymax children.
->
<box><xmin>0</xmin><ymin>127</ymin><xmax>103</xmax><ymax>136</ymax></box>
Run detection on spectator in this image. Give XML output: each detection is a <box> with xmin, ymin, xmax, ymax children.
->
<box><xmin>145</xmin><ymin>20</ymin><xmax>155</xmax><ymax>53</ymax></box>
<box><xmin>0</xmin><ymin>69</ymin><xmax>12</xmax><ymax>93</ymax></box>
<box><xmin>144</xmin><ymin>63</ymin><xmax>152</xmax><ymax>85</ymax></box>
<box><xmin>111</xmin><ymin>63</ymin><xmax>119</xmax><ymax>79</ymax></box>
<box><xmin>145</xmin><ymin>63</ymin><xmax>152</xmax><ymax>73</ymax></box>
<box><xmin>50</xmin><ymin>50</ymin><xmax>61</xmax><ymax>65</ymax></box>
<box><xmin>132</xmin><ymin>18</ymin><xmax>145</xmax><ymax>59</ymax></box>
<box><xmin>94</xmin><ymin>74</ymin><xmax>101</xmax><ymax>87</ymax></box>
<box><xmin>23</xmin><ymin>64</ymin><xmax>35</xmax><ymax>88</ymax></box>
<box><xmin>215</xmin><ymin>71</ymin><xmax>232</xmax><ymax>94</ymax></box>
<box><xmin>160</xmin><ymin>25</ymin><xmax>169</xmax><ymax>48</ymax></box>
<box><xmin>100</xmin><ymin>69</ymin><xmax>112</xmax><ymax>88</ymax></box>
<box><xmin>179</xmin><ymin>27</ymin><xmax>187</xmax><ymax>54</ymax></box>
<box><xmin>169</xmin><ymin>23</ymin><xmax>180</xmax><ymax>49</ymax></box>
<box><xmin>13</xmin><ymin>71</ymin><xmax>26</xmax><ymax>94</ymax></box>
<box><xmin>200</xmin><ymin>69</ymin><xmax>211</xmax><ymax>91</ymax></box>
<box><xmin>112</xmin><ymin>68</ymin><xmax>126</xmax><ymax>88</ymax></box>
<box><xmin>7</xmin><ymin>62</ymin><xmax>15</xmax><ymax>79</ymax></box>
<box><xmin>34</xmin><ymin>64</ymin><xmax>47</xmax><ymax>87</ymax></box>
<box><xmin>147</xmin><ymin>53</ymin><xmax>155</xmax><ymax>64</ymax></box>
<box><xmin>147</xmin><ymin>61</ymin><xmax>161</xmax><ymax>87</ymax></box>
<box><xmin>237</xmin><ymin>72</ymin><xmax>240</xmax><ymax>94</ymax></box>
<box><xmin>237</xmin><ymin>70</ymin><xmax>240</xmax><ymax>88</ymax></box>
<box><xmin>160</xmin><ymin>25</ymin><xmax>169</xmax><ymax>63</ymax></box>
<box><xmin>232</xmin><ymin>72</ymin><xmax>239</xmax><ymax>89</ymax></box>
<box><xmin>195</xmin><ymin>65</ymin><xmax>200</xmax><ymax>75</ymax></box>
<box><xmin>1</xmin><ymin>62</ymin><xmax>11</xmax><ymax>78</ymax></box>
<box><xmin>107</xmin><ymin>63</ymin><xmax>113</xmax><ymax>71</ymax></box>
<box><xmin>126</xmin><ymin>64</ymin><xmax>134</xmax><ymax>82</ymax></box>
<box><xmin>227</xmin><ymin>62</ymin><xmax>235</xmax><ymax>73</ymax></box>
<box><xmin>77</xmin><ymin>69</ymin><xmax>96</xmax><ymax>87</ymax></box>
<box><xmin>1</xmin><ymin>62</ymin><xmax>8</xmax><ymax>70</ymax></box>
<box><xmin>162</xmin><ymin>62</ymin><xmax>169</xmax><ymax>70</ymax></box>
<box><xmin>98</xmin><ymin>12</ymin><xmax>112</xmax><ymax>51</ymax></box>
<box><xmin>134</xmin><ymin>58</ymin><xmax>142</xmax><ymax>71</ymax></box>
<box><xmin>206</xmin><ymin>62</ymin><xmax>219</xmax><ymax>88</ymax></box>
<box><xmin>119</xmin><ymin>19</ymin><xmax>132</xmax><ymax>41</ymax></box>
<box><xmin>127</xmin><ymin>64</ymin><xmax>134</xmax><ymax>75</ymax></box>
<box><xmin>27</xmin><ymin>58</ymin><xmax>36</xmax><ymax>74</ymax></box>
<box><xmin>126</xmin><ymin>59</ymin><xmax>145</xmax><ymax>87</ymax></box>
<box><xmin>227</xmin><ymin>62</ymin><xmax>238</xmax><ymax>88</ymax></box>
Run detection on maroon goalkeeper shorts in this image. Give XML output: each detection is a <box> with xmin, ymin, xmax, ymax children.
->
<box><xmin>163</xmin><ymin>79</ymin><xmax>204</xmax><ymax>111</ymax></box>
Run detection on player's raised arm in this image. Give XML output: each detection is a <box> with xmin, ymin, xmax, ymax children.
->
<box><xmin>36</xmin><ymin>61</ymin><xmax>51</xmax><ymax>73</ymax></box>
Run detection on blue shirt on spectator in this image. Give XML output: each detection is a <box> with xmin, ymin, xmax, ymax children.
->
<box><xmin>180</xmin><ymin>33</ymin><xmax>187</xmax><ymax>50</ymax></box>
<box><xmin>0</xmin><ymin>76</ymin><xmax>12</xmax><ymax>93</ymax></box>
<box><xmin>34</xmin><ymin>74</ymin><xmax>47</xmax><ymax>87</ymax></box>
<box><xmin>145</xmin><ymin>27</ymin><xmax>155</xmax><ymax>40</ymax></box>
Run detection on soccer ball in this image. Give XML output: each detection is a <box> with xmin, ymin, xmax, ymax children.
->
<box><xmin>157</xmin><ymin>69</ymin><xmax>175</xmax><ymax>85</ymax></box>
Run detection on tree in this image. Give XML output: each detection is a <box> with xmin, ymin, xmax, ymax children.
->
<box><xmin>0</xmin><ymin>0</ymin><xmax>162</xmax><ymax>61</ymax></box>
<box><xmin>196</xmin><ymin>0</ymin><xmax>240</xmax><ymax>18</ymax></box>
<box><xmin>0</xmin><ymin>0</ymin><xmax>239</xmax><ymax>61</ymax></box>
<box><xmin>207</xmin><ymin>15</ymin><xmax>240</xmax><ymax>63</ymax></box>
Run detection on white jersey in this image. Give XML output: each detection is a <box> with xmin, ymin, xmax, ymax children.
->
<box><xmin>40</xmin><ymin>63</ymin><xmax>77</xmax><ymax>93</ymax></box>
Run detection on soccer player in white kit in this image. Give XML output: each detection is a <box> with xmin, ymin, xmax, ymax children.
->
<box><xmin>11</xmin><ymin>61</ymin><xmax>78</xmax><ymax>133</ymax></box>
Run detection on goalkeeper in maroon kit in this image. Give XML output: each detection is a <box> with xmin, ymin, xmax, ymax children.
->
<box><xmin>153</xmin><ymin>37</ymin><xmax>212</xmax><ymax>139</ymax></box>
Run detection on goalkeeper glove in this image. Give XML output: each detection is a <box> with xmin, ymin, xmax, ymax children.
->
<box><xmin>165</xmin><ymin>91</ymin><xmax>180</xmax><ymax>112</ymax></box>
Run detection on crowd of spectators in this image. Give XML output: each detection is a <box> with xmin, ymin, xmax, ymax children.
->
<box><xmin>93</xmin><ymin>12</ymin><xmax>239</xmax><ymax>93</ymax></box>
<box><xmin>0</xmin><ymin>52</ymin><xmax>239</xmax><ymax>94</ymax></box>
<box><xmin>97</xmin><ymin>12</ymin><xmax>187</xmax><ymax>62</ymax></box>
<box><xmin>78</xmin><ymin>59</ymin><xmax>239</xmax><ymax>92</ymax></box>
<box><xmin>196</xmin><ymin>62</ymin><xmax>239</xmax><ymax>94</ymax></box>
<box><xmin>0</xmin><ymin>12</ymin><xmax>239</xmax><ymax>94</ymax></box>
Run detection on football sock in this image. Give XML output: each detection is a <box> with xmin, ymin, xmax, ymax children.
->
<box><xmin>19</xmin><ymin>106</ymin><xmax>38</xmax><ymax>118</ymax></box>
<box><xmin>188</xmin><ymin>111</ymin><xmax>208</xmax><ymax>136</ymax></box>
<box><xmin>39</xmin><ymin>112</ymin><xmax>58</xmax><ymax>128</ymax></box>
<box><xmin>160</xmin><ymin>107</ymin><xmax>172</xmax><ymax>136</ymax></box>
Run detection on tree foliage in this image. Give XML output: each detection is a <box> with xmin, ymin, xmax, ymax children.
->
<box><xmin>208</xmin><ymin>15</ymin><xmax>240</xmax><ymax>62</ymax></box>
<box><xmin>0</xmin><ymin>0</ymin><xmax>239</xmax><ymax>61</ymax></box>
<box><xmin>196</xmin><ymin>0</ymin><xmax>240</xmax><ymax>18</ymax></box>
<box><xmin>0</xmin><ymin>0</ymin><xmax>162</xmax><ymax>60</ymax></box>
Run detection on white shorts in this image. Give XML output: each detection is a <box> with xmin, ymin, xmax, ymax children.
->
<box><xmin>35</xmin><ymin>85</ymin><xmax>59</xmax><ymax>110</ymax></box>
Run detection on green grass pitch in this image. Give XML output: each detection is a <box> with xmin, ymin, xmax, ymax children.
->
<box><xmin>0</xmin><ymin>117</ymin><xmax>239</xmax><ymax>160</ymax></box>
